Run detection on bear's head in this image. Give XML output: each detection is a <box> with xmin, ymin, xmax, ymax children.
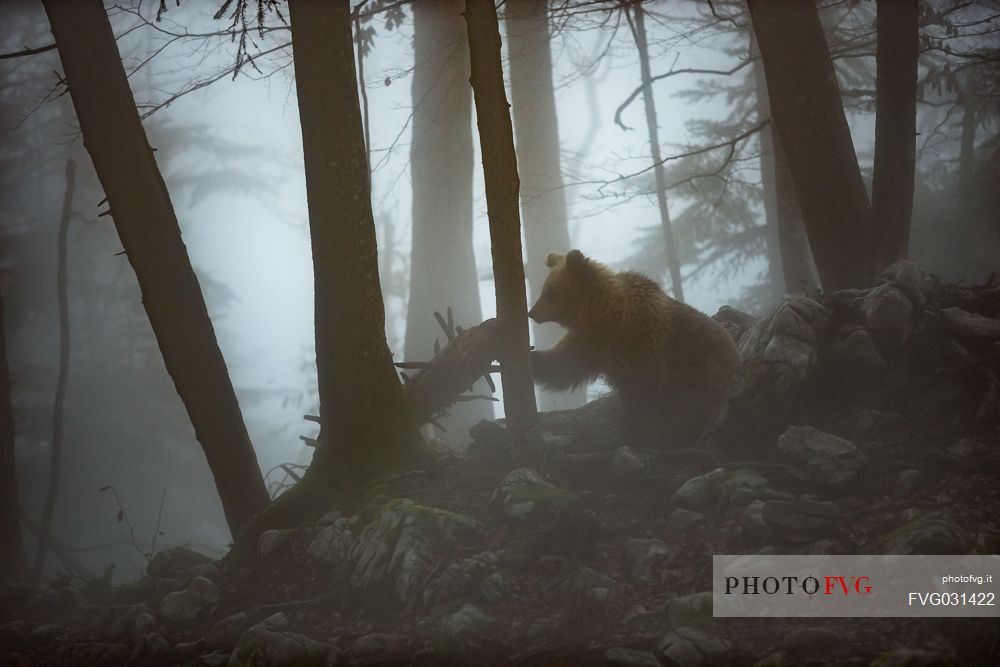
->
<box><xmin>528</xmin><ymin>249</ymin><xmax>603</xmax><ymax>329</ymax></box>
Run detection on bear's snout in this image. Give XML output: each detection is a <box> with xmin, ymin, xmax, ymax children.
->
<box><xmin>528</xmin><ymin>302</ymin><xmax>548</xmax><ymax>323</ymax></box>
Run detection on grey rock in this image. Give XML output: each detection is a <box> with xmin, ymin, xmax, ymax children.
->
<box><xmin>159</xmin><ymin>576</ymin><xmax>220</xmax><ymax>624</ymax></box>
<box><xmin>351</xmin><ymin>498</ymin><xmax>486</xmax><ymax>606</ymax></box>
<box><xmin>603</xmin><ymin>647</ymin><xmax>661</xmax><ymax>667</ymax></box>
<box><xmin>228</xmin><ymin>617</ymin><xmax>332</xmax><ymax>667</ymax></box>
<box><xmin>130</xmin><ymin>632</ymin><xmax>171</xmax><ymax>661</ymax></box>
<box><xmin>667</xmin><ymin>508</ymin><xmax>706</xmax><ymax>533</ymax></box>
<box><xmin>665</xmin><ymin>591</ymin><xmax>714</xmax><ymax>627</ymax></box>
<box><xmin>782</xmin><ymin>626</ymin><xmax>843</xmax><ymax>652</ymax></box>
<box><xmin>209</xmin><ymin>612</ymin><xmax>250</xmax><ymax>649</ymax></box>
<box><xmin>622</xmin><ymin>538</ymin><xmax>670</xmax><ymax>582</ymax></box>
<box><xmin>560</xmin><ymin>567</ymin><xmax>620</xmax><ymax>621</ymax></box>
<box><xmin>939</xmin><ymin>307</ymin><xmax>1000</xmax><ymax>341</ymax></box>
<box><xmin>894</xmin><ymin>469</ymin><xmax>922</xmax><ymax>498</ymax></box>
<box><xmin>761</xmin><ymin>499</ymin><xmax>838</xmax><ymax>542</ymax></box>
<box><xmin>830</xmin><ymin>326</ymin><xmax>886</xmax><ymax>377</ymax></box>
<box><xmin>109</xmin><ymin>604</ymin><xmax>156</xmax><ymax>643</ymax></box>
<box><xmin>712</xmin><ymin>305</ymin><xmax>757</xmax><ymax>344</ymax></box>
<box><xmin>442</xmin><ymin>603</ymin><xmax>490</xmax><ymax>641</ymax></box>
<box><xmin>658</xmin><ymin>627</ymin><xmax>730</xmax><ymax>667</ymax></box>
<box><xmin>721</xmin><ymin>296</ymin><xmax>830</xmax><ymax>446</ymax></box>
<box><xmin>740</xmin><ymin>501</ymin><xmax>772</xmax><ymax>542</ymax></box>
<box><xmin>861</xmin><ymin>284</ymin><xmax>914</xmax><ymax>349</ymax></box>
<box><xmin>752</xmin><ymin>652</ymin><xmax>791</xmax><ymax>667</ymax></box>
<box><xmin>147</xmin><ymin>546</ymin><xmax>213</xmax><ymax>579</ymax></box>
<box><xmin>480</xmin><ymin>571</ymin><xmax>519</xmax><ymax>603</ymax></box>
<box><xmin>52</xmin><ymin>642</ymin><xmax>130</xmax><ymax>667</ymax></box>
<box><xmin>424</xmin><ymin>551</ymin><xmax>499</xmax><ymax>605</ymax></box>
<box><xmin>305</xmin><ymin>517</ymin><xmax>357</xmax><ymax>566</ymax></box>
<box><xmin>878</xmin><ymin>260</ymin><xmax>928</xmax><ymax>311</ymax></box>
<box><xmin>777</xmin><ymin>426</ymin><xmax>866</xmax><ymax>487</ymax></box>
<box><xmin>946</xmin><ymin>438</ymin><xmax>974</xmax><ymax>458</ymax></box>
<box><xmin>257</xmin><ymin>530</ymin><xmax>292</xmax><ymax>559</ymax></box>
<box><xmin>881</xmin><ymin>511</ymin><xmax>969</xmax><ymax>555</ymax></box>
<box><xmin>611</xmin><ymin>446</ymin><xmax>646</xmax><ymax>481</ymax></box>
<box><xmin>672</xmin><ymin>468</ymin><xmax>727</xmax><ymax>510</ymax></box>
<box><xmin>490</xmin><ymin>467</ymin><xmax>578</xmax><ymax>522</ymax></box>
<box><xmin>200</xmin><ymin>653</ymin><xmax>230</xmax><ymax>666</ymax></box>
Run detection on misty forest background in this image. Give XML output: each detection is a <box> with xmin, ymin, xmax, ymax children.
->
<box><xmin>1</xmin><ymin>0</ymin><xmax>998</xmax><ymax>584</ymax></box>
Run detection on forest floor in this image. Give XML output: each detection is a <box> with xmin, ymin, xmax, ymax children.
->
<box><xmin>2</xmin><ymin>262</ymin><xmax>999</xmax><ymax>666</ymax></box>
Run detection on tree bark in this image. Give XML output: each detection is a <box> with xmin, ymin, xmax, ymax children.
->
<box><xmin>288</xmin><ymin>0</ymin><xmax>419</xmax><ymax>485</ymax></box>
<box><xmin>748</xmin><ymin>0</ymin><xmax>874</xmax><ymax>292</ymax></box>
<box><xmin>0</xmin><ymin>286</ymin><xmax>28</xmax><ymax>582</ymax></box>
<box><xmin>406</xmin><ymin>0</ymin><xmax>491</xmax><ymax>440</ymax></box>
<box><xmin>871</xmin><ymin>0</ymin><xmax>919</xmax><ymax>273</ymax></box>
<box><xmin>465</xmin><ymin>0</ymin><xmax>538</xmax><ymax>438</ymax></box>
<box><xmin>42</xmin><ymin>0</ymin><xmax>269</xmax><ymax>539</ymax></box>
<box><xmin>32</xmin><ymin>160</ymin><xmax>74</xmax><ymax>581</ymax></box>
<box><xmin>751</xmin><ymin>35</ymin><xmax>819</xmax><ymax>296</ymax></box>
<box><xmin>630</xmin><ymin>2</ymin><xmax>685</xmax><ymax>302</ymax></box>
<box><xmin>506</xmin><ymin>0</ymin><xmax>583</xmax><ymax>411</ymax></box>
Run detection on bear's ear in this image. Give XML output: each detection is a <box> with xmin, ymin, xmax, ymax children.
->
<box><xmin>565</xmin><ymin>249</ymin><xmax>589</xmax><ymax>272</ymax></box>
<box><xmin>545</xmin><ymin>252</ymin><xmax>564</xmax><ymax>268</ymax></box>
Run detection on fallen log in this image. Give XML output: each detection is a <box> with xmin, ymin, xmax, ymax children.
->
<box><xmin>400</xmin><ymin>316</ymin><xmax>503</xmax><ymax>426</ymax></box>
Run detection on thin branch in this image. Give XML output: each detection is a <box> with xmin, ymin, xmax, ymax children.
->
<box><xmin>0</xmin><ymin>43</ymin><xmax>57</xmax><ymax>60</ymax></box>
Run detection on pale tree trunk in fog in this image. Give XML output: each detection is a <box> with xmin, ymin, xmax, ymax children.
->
<box><xmin>871</xmin><ymin>0</ymin><xmax>919</xmax><ymax>273</ymax></box>
<box><xmin>958</xmin><ymin>69</ymin><xmax>980</xmax><ymax>204</ymax></box>
<box><xmin>0</xmin><ymin>288</ymin><xmax>27</xmax><ymax>582</ymax></box>
<box><xmin>465</xmin><ymin>0</ymin><xmax>538</xmax><ymax>441</ymax></box>
<box><xmin>748</xmin><ymin>0</ymin><xmax>874</xmax><ymax>292</ymax></box>
<box><xmin>406</xmin><ymin>0</ymin><xmax>491</xmax><ymax>440</ymax></box>
<box><xmin>42</xmin><ymin>0</ymin><xmax>269</xmax><ymax>538</ymax></box>
<box><xmin>32</xmin><ymin>160</ymin><xmax>74</xmax><ymax>580</ymax></box>
<box><xmin>282</xmin><ymin>0</ymin><xmax>420</xmax><ymax>504</ymax></box>
<box><xmin>506</xmin><ymin>0</ymin><xmax>584</xmax><ymax>411</ymax></box>
<box><xmin>751</xmin><ymin>36</ymin><xmax>819</xmax><ymax>296</ymax></box>
<box><xmin>630</xmin><ymin>2</ymin><xmax>685</xmax><ymax>302</ymax></box>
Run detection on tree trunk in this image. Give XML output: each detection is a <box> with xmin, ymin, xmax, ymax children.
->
<box><xmin>0</xmin><ymin>286</ymin><xmax>28</xmax><ymax>582</ymax></box>
<box><xmin>957</xmin><ymin>69</ymin><xmax>979</xmax><ymax>204</ymax></box>
<box><xmin>751</xmin><ymin>35</ymin><xmax>819</xmax><ymax>296</ymax></box>
<box><xmin>506</xmin><ymin>0</ymin><xmax>583</xmax><ymax>411</ymax></box>
<box><xmin>748</xmin><ymin>0</ymin><xmax>873</xmax><ymax>292</ymax></box>
<box><xmin>465</xmin><ymin>0</ymin><xmax>538</xmax><ymax>439</ymax></box>
<box><xmin>41</xmin><ymin>0</ymin><xmax>269</xmax><ymax>539</ymax></box>
<box><xmin>406</xmin><ymin>0</ymin><xmax>491</xmax><ymax>440</ymax></box>
<box><xmin>871</xmin><ymin>0</ymin><xmax>919</xmax><ymax>273</ymax></box>
<box><xmin>631</xmin><ymin>2</ymin><xmax>685</xmax><ymax>302</ymax></box>
<box><xmin>288</xmin><ymin>0</ymin><xmax>420</xmax><ymax>486</ymax></box>
<box><xmin>32</xmin><ymin>160</ymin><xmax>74</xmax><ymax>581</ymax></box>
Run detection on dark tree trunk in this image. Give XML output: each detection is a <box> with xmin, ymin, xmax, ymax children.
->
<box><xmin>0</xmin><ymin>287</ymin><xmax>27</xmax><ymax>582</ymax></box>
<box><xmin>42</xmin><ymin>0</ymin><xmax>269</xmax><ymax>539</ymax></box>
<box><xmin>506</xmin><ymin>0</ymin><xmax>583</xmax><ymax>411</ymax></box>
<box><xmin>406</xmin><ymin>0</ymin><xmax>491</xmax><ymax>440</ymax></box>
<box><xmin>32</xmin><ymin>160</ymin><xmax>74</xmax><ymax>581</ymax></box>
<box><xmin>751</xmin><ymin>35</ymin><xmax>818</xmax><ymax>296</ymax></box>
<box><xmin>288</xmin><ymin>0</ymin><xmax>420</xmax><ymax>485</ymax></box>
<box><xmin>630</xmin><ymin>2</ymin><xmax>685</xmax><ymax>302</ymax></box>
<box><xmin>465</xmin><ymin>0</ymin><xmax>538</xmax><ymax>438</ymax></box>
<box><xmin>748</xmin><ymin>0</ymin><xmax>873</xmax><ymax>291</ymax></box>
<box><xmin>871</xmin><ymin>0</ymin><xmax>919</xmax><ymax>273</ymax></box>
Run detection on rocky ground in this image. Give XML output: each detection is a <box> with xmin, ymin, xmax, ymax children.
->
<box><xmin>1</xmin><ymin>261</ymin><xmax>998</xmax><ymax>666</ymax></box>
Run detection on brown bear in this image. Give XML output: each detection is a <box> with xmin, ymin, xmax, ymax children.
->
<box><xmin>528</xmin><ymin>249</ymin><xmax>739</xmax><ymax>448</ymax></box>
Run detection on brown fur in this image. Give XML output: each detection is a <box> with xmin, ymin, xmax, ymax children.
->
<box><xmin>528</xmin><ymin>249</ymin><xmax>739</xmax><ymax>448</ymax></box>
